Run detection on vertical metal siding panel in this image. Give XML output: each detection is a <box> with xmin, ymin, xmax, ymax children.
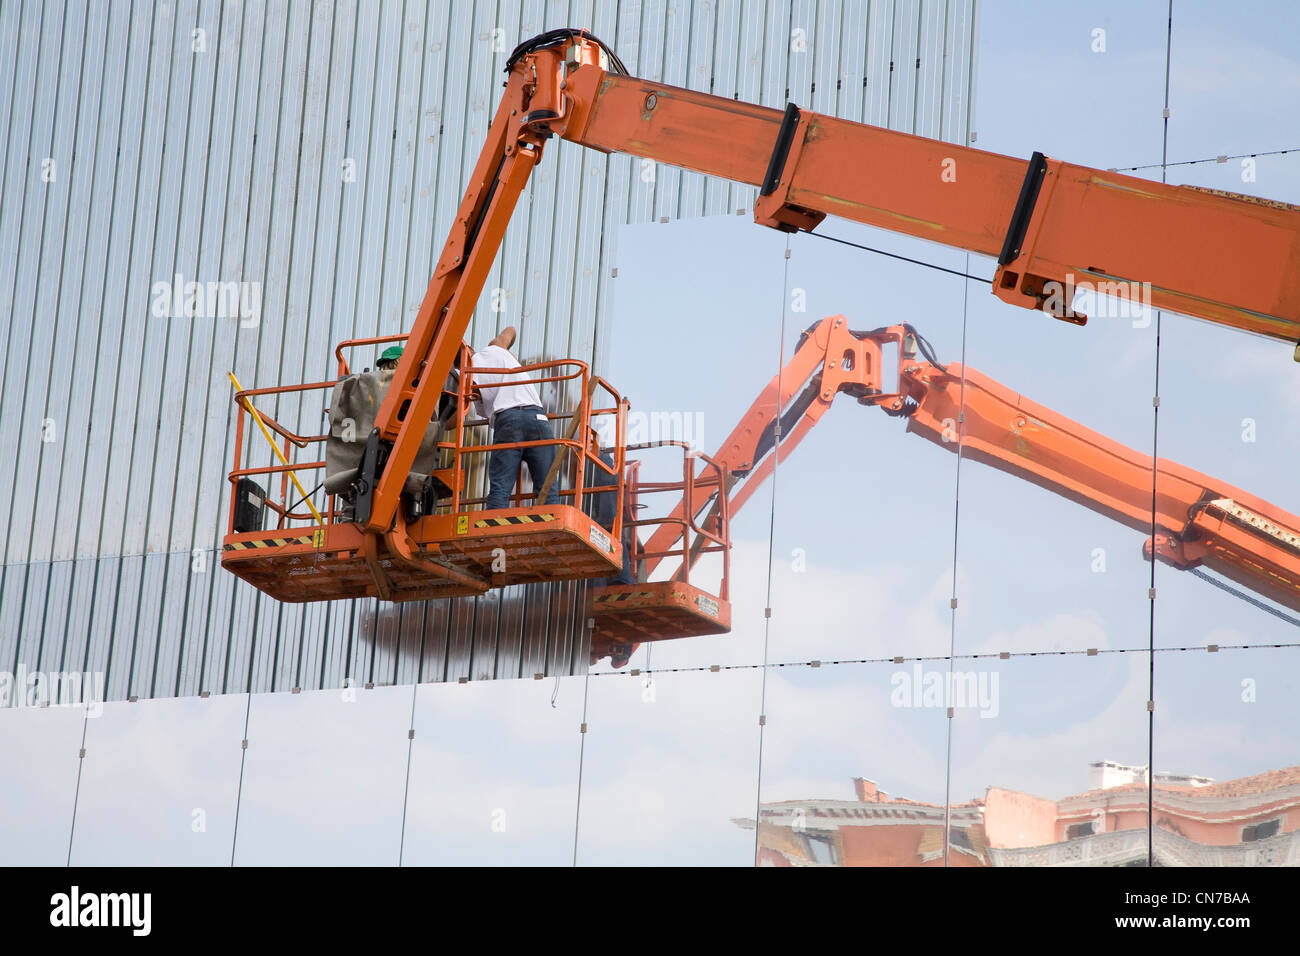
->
<box><xmin>546</xmin><ymin>578</ymin><xmax>578</xmax><ymax>675</ymax></box>
<box><xmin>393</xmin><ymin>600</ymin><xmax>425</xmax><ymax>686</ymax></box>
<box><xmin>175</xmin><ymin>549</ymin><xmax>217</xmax><ymax>696</ymax></box>
<box><xmin>493</xmin><ymin>587</ymin><xmax>526</xmax><ymax>680</ymax></box>
<box><xmin>457</xmin><ymin>0</ymin><xmax>501</xmax><ymax>351</ymax></box>
<box><xmin>128</xmin><ymin>550</ymin><xmax>166</xmax><ymax>698</ymax></box>
<box><xmin>913</xmin><ymin>0</ymin><xmax>943</xmax><ymax>139</ymax></box>
<box><xmin>0</xmin><ymin>0</ymin><xmax>33</xmax><ymax>558</ymax></box>
<box><xmin>330</xmin><ymin>0</ymin><xmax>379</xmax><ymax>374</ymax></box>
<box><xmin>16</xmin><ymin>561</ymin><xmax>50</xmax><ymax>679</ymax></box>
<box><xmin>675</xmin><ymin>0</ymin><xmax>719</xmax><ymax>219</ymax></box>
<box><xmin>169</xmin><ymin>0</ymin><xmax>235</xmax><ymax>559</ymax></box>
<box><xmin>0</xmin><ymin>566</ymin><xmax>22</xmax><ymax>687</ymax></box>
<box><xmin>376</xmin><ymin>604</ymin><xmax>405</xmax><ymax>686</ymax></box>
<box><xmin>196</xmin><ymin>0</ymin><xmax>257</xmax><ymax>551</ymax></box>
<box><xmin>761</xmin><ymin>0</ymin><xmax>791</xmax><ymax>110</ymax></box>
<box><xmin>288</xmin><ymin>601</ymin><xmax>327</xmax><ymax>691</ymax></box>
<box><xmin>145</xmin><ymin>1</ymin><xmax>215</xmax><ymax>696</ymax></box>
<box><xmin>702</xmin><ymin>0</ymin><xmax>740</xmax><ymax>217</ymax></box>
<box><xmin>348</xmin><ymin>0</ymin><xmax>400</xmax><ymax>354</ymax></box>
<box><xmin>810</xmin><ymin>0</ymin><xmax>843</xmax><ymax>117</ymax></box>
<box><xmin>36</xmin><ymin>561</ymin><xmax>74</xmax><ymax>677</ymax></box>
<box><xmin>112</xmin><ymin>1</ymin><xmax>178</xmax><ymax>560</ymax></box>
<box><xmin>837</xmin><ymin>0</ymin><xmax>867</xmax><ymax>132</ymax></box>
<box><xmin>279</xmin><ymin>0</ymin><xmax>333</xmax><ymax>433</ymax></box>
<box><xmin>60</xmin><ymin>557</ymin><xmax>98</xmax><ymax>678</ymax></box>
<box><xmin>150</xmin><ymin>553</ymin><xmax>190</xmax><ymax>696</ymax></box>
<box><xmin>104</xmin><ymin>553</ymin><xmax>142</xmax><ymax>699</ymax></box>
<box><xmin>239</xmin><ymin>0</ymin><xmax>296</xmax><ymax>698</ymax></box>
<box><xmin>589</xmin><ymin>0</ymin><xmax>641</xmax><ymax>374</ymax></box>
<box><xmin>81</xmin><ymin>556</ymin><xmax>119</xmax><ymax>686</ymax></box>
<box><xmin>291</xmin><ymin>599</ymin><xmax>326</xmax><ymax>691</ymax></box>
<box><xmin>0</xmin><ymin>0</ymin><xmax>62</xmax><ymax>565</ymax></box>
<box><xmin>888</xmin><ymin>0</ymin><xmax>920</xmax><ymax>133</ymax></box>
<box><xmin>33</xmin><ymin>1</ymin><xmax>101</xmax><ymax>567</ymax></box>
<box><xmin>222</xmin><ymin>578</ymin><xmax>261</xmax><ymax>694</ymax></box>
<box><xmin>350</xmin><ymin>597</ymin><xmax>377</xmax><ymax>686</ymax></box>
<box><xmin>731</xmin><ymin>0</ymin><xmax>766</xmax><ymax>213</ymax></box>
<box><xmin>88</xmin><ymin>0</ymin><xmax>171</xmax><ymax>694</ymax></box>
<box><xmin>518</xmin><ymin>580</ymin><xmax>552</xmax><ymax>677</ymax></box>
<box><xmin>256</xmin><ymin>0</ymin><xmax>306</xmax><ymax>462</ymax></box>
<box><xmin>476</xmin><ymin>0</ymin><xmax>521</xmax><ymax>342</ymax></box>
<box><xmin>429</xmin><ymin>1</ymin><xmax>473</xmax><ymax>343</ymax></box>
<box><xmin>53</xmin><ymin>0</ymin><xmax>122</xmax><ymax>565</ymax></box>
<box><xmin>652</xmin><ymin>0</ymin><xmax>688</xmax><ymax>223</ymax></box>
<box><xmin>488</xmin><ymin>0</ymin><xmax>544</xmax><ymax>358</ymax></box>
<box><xmin>473</xmin><ymin>0</ymin><xmax>521</xmax><ymax>358</ymax></box>
<box><xmin>567</xmin><ymin>147</ymin><xmax>608</xmax><ymax>367</ymax></box>
<box><xmin>144</xmin><ymin>0</ymin><xmax>202</xmax><ymax>560</ymax></box>
<box><xmin>400</xmin><ymin>0</ymin><xmax>450</xmax><ymax>362</ymax></box>
<box><xmin>544</xmin><ymin>0</ymin><xmax>595</xmax><ymax>359</ymax></box>
<box><xmin>302</xmin><ymin>0</ymin><xmax>354</xmax><ymax>419</ymax></box>
<box><xmin>445</xmin><ymin>596</ymin><xmax>475</xmax><ymax>681</ymax></box>
<box><xmin>943</xmin><ymin>0</ymin><xmax>975</xmax><ymax>146</ymax></box>
<box><xmin>624</xmin><ymin>0</ymin><xmax>661</xmax><ymax>227</ymax></box>
<box><xmin>0</xmin><ymin>0</ymin><xmax>22</xmax><ymax>206</ymax></box>
<box><xmin>226</xmin><ymin>0</ymin><xmax>282</xmax><ymax>430</ymax></box>
<box><xmin>74</xmin><ymin>1</ymin><xmax>153</xmax><ymax>560</ymax></box>
<box><xmin>375</xmin><ymin>0</ymin><xmax>425</xmax><ymax>348</ymax></box>
<box><xmin>316</xmin><ymin>600</ymin><xmax>353</xmax><ymax>690</ymax></box>
<box><xmin>787</xmin><ymin>0</ymin><xmax>815</xmax><ymax>107</ymax></box>
<box><xmin>417</xmin><ymin>598</ymin><xmax>451</xmax><ymax>683</ymax></box>
<box><xmin>864</xmin><ymin>0</ymin><xmax>894</xmax><ymax>126</ymax></box>
<box><xmin>199</xmin><ymin>555</ymin><xmax>236</xmax><ymax>694</ymax></box>
<box><xmin>258</xmin><ymin>0</ymin><xmax>336</xmax><ymax>694</ymax></box>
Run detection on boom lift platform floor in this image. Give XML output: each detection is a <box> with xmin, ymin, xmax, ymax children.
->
<box><xmin>223</xmin><ymin>504</ymin><xmax>621</xmax><ymax>603</ymax></box>
<box><xmin>592</xmin><ymin>581</ymin><xmax>732</xmax><ymax>645</ymax></box>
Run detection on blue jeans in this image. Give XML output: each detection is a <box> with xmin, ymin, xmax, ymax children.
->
<box><xmin>485</xmin><ymin>405</ymin><xmax>561</xmax><ymax>510</ymax></box>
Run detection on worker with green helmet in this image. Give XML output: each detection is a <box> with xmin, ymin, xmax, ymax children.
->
<box><xmin>376</xmin><ymin>344</ymin><xmax>403</xmax><ymax>370</ymax></box>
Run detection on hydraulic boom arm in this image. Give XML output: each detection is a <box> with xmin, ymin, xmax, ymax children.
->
<box><xmin>364</xmin><ymin>28</ymin><xmax>1300</xmax><ymax>559</ymax></box>
<box><xmin>641</xmin><ymin>316</ymin><xmax>1300</xmax><ymax>616</ymax></box>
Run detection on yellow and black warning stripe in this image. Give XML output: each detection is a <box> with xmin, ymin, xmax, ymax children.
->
<box><xmin>473</xmin><ymin>513</ymin><xmax>555</xmax><ymax>528</ymax></box>
<box><xmin>593</xmin><ymin>590</ymin><xmax>659</xmax><ymax>604</ymax></box>
<box><xmin>224</xmin><ymin>534</ymin><xmax>316</xmax><ymax>551</ymax></box>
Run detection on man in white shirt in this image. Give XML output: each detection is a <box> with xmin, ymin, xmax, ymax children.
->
<box><xmin>470</xmin><ymin>326</ymin><xmax>561</xmax><ymax>510</ymax></box>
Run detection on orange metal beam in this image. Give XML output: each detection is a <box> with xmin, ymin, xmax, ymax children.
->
<box><xmin>901</xmin><ymin>361</ymin><xmax>1300</xmax><ymax>611</ymax></box>
<box><xmin>562</xmin><ymin>69</ymin><xmax>1300</xmax><ymax>346</ymax></box>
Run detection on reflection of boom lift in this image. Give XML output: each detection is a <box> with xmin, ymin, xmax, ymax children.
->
<box><xmin>222</xmin><ymin>30</ymin><xmax>1300</xmax><ymax>653</ymax></box>
<box><xmin>589</xmin><ymin>316</ymin><xmax>1300</xmax><ymax>665</ymax></box>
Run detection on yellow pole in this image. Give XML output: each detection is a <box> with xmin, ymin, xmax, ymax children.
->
<box><xmin>228</xmin><ymin>372</ymin><xmax>325</xmax><ymax>525</ymax></box>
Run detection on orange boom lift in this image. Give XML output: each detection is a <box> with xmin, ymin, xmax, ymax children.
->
<box><xmin>222</xmin><ymin>30</ymin><xmax>1300</xmax><ymax>637</ymax></box>
<box><xmin>590</xmin><ymin>317</ymin><xmax>1300</xmax><ymax>665</ymax></box>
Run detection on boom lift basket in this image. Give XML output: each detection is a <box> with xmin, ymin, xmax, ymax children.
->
<box><xmin>222</xmin><ymin>336</ymin><xmax>629</xmax><ymax>603</ymax></box>
<box><xmin>591</xmin><ymin>442</ymin><xmax>732</xmax><ymax>663</ymax></box>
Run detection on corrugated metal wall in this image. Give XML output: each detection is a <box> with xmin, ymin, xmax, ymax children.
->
<box><xmin>0</xmin><ymin>0</ymin><xmax>977</xmax><ymax>701</ymax></box>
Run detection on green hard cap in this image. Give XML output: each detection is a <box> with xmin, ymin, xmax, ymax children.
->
<box><xmin>379</xmin><ymin>345</ymin><xmax>404</xmax><ymax>363</ymax></box>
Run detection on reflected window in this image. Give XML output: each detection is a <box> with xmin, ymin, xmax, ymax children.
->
<box><xmin>949</xmin><ymin>827</ymin><xmax>975</xmax><ymax>851</ymax></box>
<box><xmin>1242</xmin><ymin>819</ymin><xmax>1281</xmax><ymax>843</ymax></box>
<box><xmin>805</xmin><ymin>833</ymin><xmax>837</xmax><ymax>865</ymax></box>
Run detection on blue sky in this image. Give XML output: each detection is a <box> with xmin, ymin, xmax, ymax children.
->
<box><xmin>5</xmin><ymin>0</ymin><xmax>1300</xmax><ymax>866</ymax></box>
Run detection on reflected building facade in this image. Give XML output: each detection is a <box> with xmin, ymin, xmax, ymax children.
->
<box><xmin>744</xmin><ymin>764</ymin><xmax>1300</xmax><ymax>867</ymax></box>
